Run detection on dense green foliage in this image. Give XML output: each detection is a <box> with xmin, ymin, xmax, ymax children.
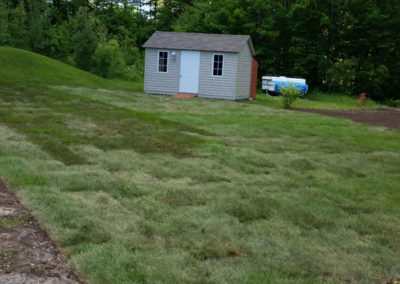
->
<box><xmin>1</xmin><ymin>46</ymin><xmax>400</xmax><ymax>284</ymax></box>
<box><xmin>0</xmin><ymin>0</ymin><xmax>399</xmax><ymax>100</ymax></box>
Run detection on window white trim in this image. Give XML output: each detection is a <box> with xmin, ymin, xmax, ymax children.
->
<box><xmin>212</xmin><ymin>53</ymin><xmax>224</xmax><ymax>77</ymax></box>
<box><xmin>157</xmin><ymin>50</ymin><xmax>169</xmax><ymax>73</ymax></box>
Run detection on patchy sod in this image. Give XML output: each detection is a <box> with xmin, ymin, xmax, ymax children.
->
<box><xmin>0</xmin><ymin>47</ymin><xmax>400</xmax><ymax>283</ymax></box>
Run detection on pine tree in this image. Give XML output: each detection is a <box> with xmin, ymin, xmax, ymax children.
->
<box><xmin>74</xmin><ymin>7</ymin><xmax>105</xmax><ymax>71</ymax></box>
<box><xmin>0</xmin><ymin>1</ymin><xmax>10</xmax><ymax>45</ymax></box>
<box><xmin>8</xmin><ymin>1</ymin><xmax>28</xmax><ymax>48</ymax></box>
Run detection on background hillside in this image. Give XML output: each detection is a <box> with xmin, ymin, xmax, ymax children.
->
<box><xmin>0</xmin><ymin>0</ymin><xmax>399</xmax><ymax>102</ymax></box>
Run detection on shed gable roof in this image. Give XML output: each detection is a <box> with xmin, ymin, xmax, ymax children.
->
<box><xmin>143</xmin><ymin>31</ymin><xmax>255</xmax><ymax>56</ymax></box>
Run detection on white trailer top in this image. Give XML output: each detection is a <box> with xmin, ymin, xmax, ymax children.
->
<box><xmin>262</xmin><ymin>76</ymin><xmax>306</xmax><ymax>84</ymax></box>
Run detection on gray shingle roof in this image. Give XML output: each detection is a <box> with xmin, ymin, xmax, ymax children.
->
<box><xmin>143</xmin><ymin>31</ymin><xmax>255</xmax><ymax>56</ymax></box>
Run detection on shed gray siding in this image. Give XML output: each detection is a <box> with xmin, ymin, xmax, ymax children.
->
<box><xmin>198</xmin><ymin>52</ymin><xmax>238</xmax><ymax>100</ymax></box>
<box><xmin>144</xmin><ymin>48</ymin><xmax>180</xmax><ymax>95</ymax></box>
<box><xmin>235</xmin><ymin>43</ymin><xmax>252</xmax><ymax>100</ymax></box>
<box><xmin>143</xmin><ymin>31</ymin><xmax>256</xmax><ymax>100</ymax></box>
<box><xmin>144</xmin><ymin>47</ymin><xmax>252</xmax><ymax>100</ymax></box>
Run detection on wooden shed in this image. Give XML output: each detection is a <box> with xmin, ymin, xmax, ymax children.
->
<box><xmin>143</xmin><ymin>31</ymin><xmax>258</xmax><ymax>100</ymax></box>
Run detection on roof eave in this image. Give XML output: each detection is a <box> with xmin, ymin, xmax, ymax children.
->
<box><xmin>247</xmin><ymin>38</ymin><xmax>256</xmax><ymax>57</ymax></box>
<box><xmin>143</xmin><ymin>46</ymin><xmax>241</xmax><ymax>54</ymax></box>
<box><xmin>143</xmin><ymin>31</ymin><xmax>256</xmax><ymax>56</ymax></box>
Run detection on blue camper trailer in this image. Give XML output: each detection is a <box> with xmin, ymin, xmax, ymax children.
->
<box><xmin>262</xmin><ymin>76</ymin><xmax>308</xmax><ymax>96</ymax></box>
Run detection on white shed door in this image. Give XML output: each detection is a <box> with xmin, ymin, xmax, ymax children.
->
<box><xmin>179</xmin><ymin>51</ymin><xmax>200</xmax><ymax>93</ymax></box>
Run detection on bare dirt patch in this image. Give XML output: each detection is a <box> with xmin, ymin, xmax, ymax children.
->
<box><xmin>296</xmin><ymin>108</ymin><xmax>400</xmax><ymax>130</ymax></box>
<box><xmin>0</xmin><ymin>178</ymin><xmax>82</xmax><ymax>283</ymax></box>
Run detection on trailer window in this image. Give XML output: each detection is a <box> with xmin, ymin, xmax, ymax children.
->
<box><xmin>213</xmin><ymin>54</ymin><xmax>223</xmax><ymax>76</ymax></box>
<box><xmin>158</xmin><ymin>51</ymin><xmax>168</xmax><ymax>73</ymax></box>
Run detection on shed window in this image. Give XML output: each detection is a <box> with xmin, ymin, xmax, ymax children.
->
<box><xmin>213</xmin><ymin>54</ymin><xmax>224</xmax><ymax>76</ymax></box>
<box><xmin>158</xmin><ymin>51</ymin><xmax>168</xmax><ymax>72</ymax></box>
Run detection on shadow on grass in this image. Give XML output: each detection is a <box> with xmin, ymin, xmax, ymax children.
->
<box><xmin>0</xmin><ymin>84</ymin><xmax>212</xmax><ymax>165</ymax></box>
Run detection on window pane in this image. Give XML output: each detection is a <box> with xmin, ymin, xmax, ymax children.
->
<box><xmin>158</xmin><ymin>59</ymin><xmax>163</xmax><ymax>72</ymax></box>
<box><xmin>158</xmin><ymin>52</ymin><xmax>168</xmax><ymax>72</ymax></box>
<box><xmin>212</xmin><ymin>54</ymin><xmax>223</xmax><ymax>76</ymax></box>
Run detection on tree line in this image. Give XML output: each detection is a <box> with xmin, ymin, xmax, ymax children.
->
<box><xmin>0</xmin><ymin>0</ymin><xmax>399</xmax><ymax>101</ymax></box>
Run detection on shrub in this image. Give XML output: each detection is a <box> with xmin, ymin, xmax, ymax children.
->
<box><xmin>123</xmin><ymin>64</ymin><xmax>143</xmax><ymax>81</ymax></box>
<box><xmin>92</xmin><ymin>39</ymin><xmax>126</xmax><ymax>78</ymax></box>
<box><xmin>386</xmin><ymin>99</ymin><xmax>400</xmax><ymax>108</ymax></box>
<box><xmin>122</xmin><ymin>53</ymin><xmax>144</xmax><ymax>81</ymax></box>
<box><xmin>120</xmin><ymin>40</ymin><xmax>145</xmax><ymax>81</ymax></box>
<box><xmin>280</xmin><ymin>83</ymin><xmax>301</xmax><ymax>109</ymax></box>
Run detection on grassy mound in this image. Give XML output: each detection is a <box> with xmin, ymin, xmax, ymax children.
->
<box><xmin>0</xmin><ymin>46</ymin><xmax>141</xmax><ymax>91</ymax></box>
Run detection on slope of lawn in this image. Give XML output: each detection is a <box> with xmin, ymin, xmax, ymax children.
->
<box><xmin>0</xmin><ymin>47</ymin><xmax>399</xmax><ymax>283</ymax></box>
<box><xmin>0</xmin><ymin>46</ymin><xmax>142</xmax><ymax>91</ymax></box>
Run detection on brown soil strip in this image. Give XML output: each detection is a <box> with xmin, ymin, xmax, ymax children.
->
<box><xmin>296</xmin><ymin>108</ymin><xmax>400</xmax><ymax>130</ymax></box>
<box><xmin>0</xmin><ymin>178</ymin><xmax>83</xmax><ymax>283</ymax></box>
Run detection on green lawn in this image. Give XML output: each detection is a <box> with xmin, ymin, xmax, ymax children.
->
<box><xmin>252</xmin><ymin>91</ymin><xmax>383</xmax><ymax>110</ymax></box>
<box><xmin>0</xmin><ymin>47</ymin><xmax>399</xmax><ymax>283</ymax></box>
